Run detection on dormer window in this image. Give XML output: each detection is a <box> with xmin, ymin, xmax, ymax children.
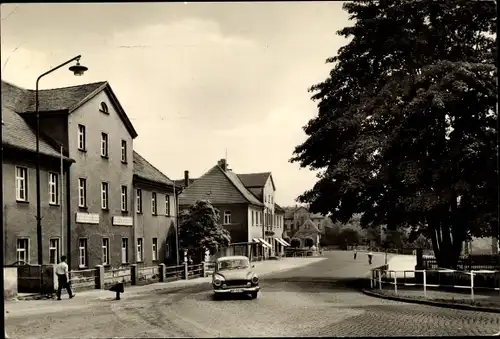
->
<box><xmin>100</xmin><ymin>102</ymin><xmax>109</xmax><ymax>114</ymax></box>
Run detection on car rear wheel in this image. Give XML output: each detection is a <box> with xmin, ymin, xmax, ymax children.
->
<box><xmin>250</xmin><ymin>291</ymin><xmax>258</xmax><ymax>299</ymax></box>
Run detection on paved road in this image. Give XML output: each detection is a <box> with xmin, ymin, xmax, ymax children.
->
<box><xmin>6</xmin><ymin>251</ymin><xmax>499</xmax><ymax>337</ymax></box>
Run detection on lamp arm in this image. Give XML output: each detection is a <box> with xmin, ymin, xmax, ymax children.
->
<box><xmin>35</xmin><ymin>55</ymin><xmax>82</xmax><ymax>100</ymax></box>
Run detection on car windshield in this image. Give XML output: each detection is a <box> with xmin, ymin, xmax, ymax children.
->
<box><xmin>217</xmin><ymin>259</ymin><xmax>249</xmax><ymax>271</ymax></box>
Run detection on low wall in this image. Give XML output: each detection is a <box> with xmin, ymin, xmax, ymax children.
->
<box><xmin>4</xmin><ymin>267</ymin><xmax>18</xmax><ymax>299</ymax></box>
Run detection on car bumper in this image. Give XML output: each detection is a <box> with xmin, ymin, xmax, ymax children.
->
<box><xmin>213</xmin><ymin>286</ymin><xmax>260</xmax><ymax>294</ymax></box>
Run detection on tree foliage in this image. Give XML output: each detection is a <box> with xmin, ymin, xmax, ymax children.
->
<box><xmin>179</xmin><ymin>200</ymin><xmax>231</xmax><ymax>261</ymax></box>
<box><xmin>305</xmin><ymin>237</ymin><xmax>314</xmax><ymax>248</ymax></box>
<box><xmin>339</xmin><ymin>227</ymin><xmax>362</xmax><ymax>248</ymax></box>
<box><xmin>291</xmin><ymin>0</ymin><xmax>497</xmax><ymax>269</ymax></box>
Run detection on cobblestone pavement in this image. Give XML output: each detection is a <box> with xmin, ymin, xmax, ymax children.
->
<box><xmin>6</xmin><ymin>251</ymin><xmax>500</xmax><ymax>338</ymax></box>
<box><xmin>374</xmin><ymin>286</ymin><xmax>500</xmax><ymax>307</ymax></box>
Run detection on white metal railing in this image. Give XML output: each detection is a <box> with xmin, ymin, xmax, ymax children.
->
<box><xmin>370</xmin><ymin>268</ymin><xmax>500</xmax><ymax>301</ymax></box>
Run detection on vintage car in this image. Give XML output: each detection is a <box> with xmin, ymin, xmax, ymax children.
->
<box><xmin>212</xmin><ymin>255</ymin><xmax>260</xmax><ymax>299</ymax></box>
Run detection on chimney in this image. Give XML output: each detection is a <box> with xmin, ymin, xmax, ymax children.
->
<box><xmin>217</xmin><ymin>158</ymin><xmax>227</xmax><ymax>171</ymax></box>
<box><xmin>184</xmin><ymin>170</ymin><xmax>189</xmax><ymax>188</ymax></box>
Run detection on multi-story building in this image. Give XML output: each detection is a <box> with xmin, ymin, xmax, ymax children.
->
<box><xmin>133</xmin><ymin>151</ymin><xmax>179</xmax><ymax>266</ymax></box>
<box><xmin>177</xmin><ymin>159</ymin><xmax>289</xmax><ymax>260</ymax></box>
<box><xmin>2</xmin><ymin>81</ymin><xmax>72</xmax><ymax>265</ymax></box>
<box><xmin>283</xmin><ymin>205</ymin><xmax>326</xmax><ymax>240</ymax></box>
<box><xmin>236</xmin><ymin>171</ymin><xmax>287</xmax><ymax>256</ymax></box>
<box><xmin>2</xmin><ymin>80</ymin><xmax>179</xmax><ymax>270</ymax></box>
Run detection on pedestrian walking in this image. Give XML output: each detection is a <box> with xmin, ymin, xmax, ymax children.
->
<box><xmin>353</xmin><ymin>248</ymin><xmax>357</xmax><ymax>260</ymax></box>
<box><xmin>55</xmin><ymin>255</ymin><xmax>75</xmax><ymax>300</ymax></box>
<box><xmin>367</xmin><ymin>251</ymin><xmax>373</xmax><ymax>265</ymax></box>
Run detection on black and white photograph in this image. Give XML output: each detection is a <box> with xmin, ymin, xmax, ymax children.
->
<box><xmin>1</xmin><ymin>1</ymin><xmax>499</xmax><ymax>337</ymax></box>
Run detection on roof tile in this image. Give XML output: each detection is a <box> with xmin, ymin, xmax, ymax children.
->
<box><xmin>179</xmin><ymin>165</ymin><xmax>263</xmax><ymax>207</ymax></box>
<box><xmin>237</xmin><ymin>172</ymin><xmax>271</xmax><ymax>188</ymax></box>
<box><xmin>2</xmin><ymin>81</ymin><xmax>67</xmax><ymax>158</ymax></box>
<box><xmin>133</xmin><ymin>151</ymin><xmax>175</xmax><ymax>187</ymax></box>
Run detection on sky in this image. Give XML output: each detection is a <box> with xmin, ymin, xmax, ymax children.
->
<box><xmin>0</xmin><ymin>2</ymin><xmax>351</xmax><ymax>206</ymax></box>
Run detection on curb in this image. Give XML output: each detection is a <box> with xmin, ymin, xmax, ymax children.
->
<box><xmin>361</xmin><ymin>288</ymin><xmax>500</xmax><ymax>314</ymax></box>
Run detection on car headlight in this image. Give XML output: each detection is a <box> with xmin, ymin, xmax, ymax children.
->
<box><xmin>213</xmin><ymin>274</ymin><xmax>224</xmax><ymax>286</ymax></box>
<box><xmin>251</xmin><ymin>275</ymin><xmax>259</xmax><ymax>284</ymax></box>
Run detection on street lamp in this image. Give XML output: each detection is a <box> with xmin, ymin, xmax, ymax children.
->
<box><xmin>35</xmin><ymin>55</ymin><xmax>88</xmax><ymax>265</ymax></box>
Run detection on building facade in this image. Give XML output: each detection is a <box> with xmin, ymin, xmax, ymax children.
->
<box><xmin>133</xmin><ymin>151</ymin><xmax>179</xmax><ymax>267</ymax></box>
<box><xmin>283</xmin><ymin>206</ymin><xmax>326</xmax><ymax>241</ymax></box>
<box><xmin>2</xmin><ymin>84</ymin><xmax>73</xmax><ymax>265</ymax></box>
<box><xmin>177</xmin><ymin>159</ymin><xmax>289</xmax><ymax>260</ymax></box>
<box><xmin>2</xmin><ymin>80</ymin><xmax>178</xmax><ymax>270</ymax></box>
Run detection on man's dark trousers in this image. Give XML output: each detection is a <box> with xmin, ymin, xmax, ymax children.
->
<box><xmin>57</xmin><ymin>274</ymin><xmax>73</xmax><ymax>299</ymax></box>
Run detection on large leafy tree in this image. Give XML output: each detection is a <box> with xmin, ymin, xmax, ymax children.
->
<box><xmin>179</xmin><ymin>200</ymin><xmax>231</xmax><ymax>262</ymax></box>
<box><xmin>291</xmin><ymin>0</ymin><xmax>497</xmax><ymax>268</ymax></box>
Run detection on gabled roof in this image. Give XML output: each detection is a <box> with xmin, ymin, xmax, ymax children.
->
<box><xmin>1</xmin><ymin>81</ymin><xmax>71</xmax><ymax>160</ymax></box>
<box><xmin>274</xmin><ymin>203</ymin><xmax>285</xmax><ymax>214</ymax></box>
<box><xmin>237</xmin><ymin>172</ymin><xmax>275</xmax><ymax>190</ymax></box>
<box><xmin>293</xmin><ymin>219</ymin><xmax>321</xmax><ymax>238</ymax></box>
<box><xmin>133</xmin><ymin>151</ymin><xmax>177</xmax><ymax>188</ymax></box>
<box><xmin>179</xmin><ymin>164</ymin><xmax>264</xmax><ymax>207</ymax></box>
<box><xmin>224</xmin><ymin>170</ymin><xmax>263</xmax><ymax>206</ymax></box>
<box><xmin>4</xmin><ymin>80</ymin><xmax>138</xmax><ymax>139</ymax></box>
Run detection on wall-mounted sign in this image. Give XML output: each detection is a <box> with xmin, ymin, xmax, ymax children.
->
<box><xmin>75</xmin><ymin>212</ymin><xmax>99</xmax><ymax>224</ymax></box>
<box><xmin>112</xmin><ymin>216</ymin><xmax>133</xmax><ymax>226</ymax></box>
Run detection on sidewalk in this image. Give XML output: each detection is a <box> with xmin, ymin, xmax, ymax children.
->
<box><xmin>365</xmin><ymin>287</ymin><xmax>500</xmax><ymax>312</ymax></box>
<box><xmin>5</xmin><ymin>256</ymin><xmax>326</xmax><ymax>317</ymax></box>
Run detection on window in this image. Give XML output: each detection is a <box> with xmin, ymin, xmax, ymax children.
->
<box><xmin>48</xmin><ymin>172</ymin><xmax>59</xmax><ymax>205</ymax></box>
<box><xmin>17</xmin><ymin>238</ymin><xmax>29</xmax><ymax>262</ymax></box>
<box><xmin>49</xmin><ymin>238</ymin><xmax>60</xmax><ymax>264</ymax></box>
<box><xmin>121</xmin><ymin>140</ymin><xmax>127</xmax><ymax>163</ymax></box>
<box><xmin>152</xmin><ymin>238</ymin><xmax>158</xmax><ymax>261</ymax></box>
<box><xmin>151</xmin><ymin>192</ymin><xmax>157</xmax><ymax>215</ymax></box>
<box><xmin>121</xmin><ymin>238</ymin><xmax>129</xmax><ymax>264</ymax></box>
<box><xmin>102</xmin><ymin>238</ymin><xmax>110</xmax><ymax>265</ymax></box>
<box><xmin>223</xmin><ymin>211</ymin><xmax>231</xmax><ymax>224</ymax></box>
<box><xmin>252</xmin><ymin>211</ymin><xmax>255</xmax><ymax>226</ymax></box>
<box><xmin>100</xmin><ymin>102</ymin><xmax>108</xmax><ymax>113</ymax></box>
<box><xmin>101</xmin><ymin>133</ymin><xmax>109</xmax><ymax>157</ymax></box>
<box><xmin>78</xmin><ymin>178</ymin><xmax>87</xmax><ymax>207</ymax></box>
<box><xmin>78</xmin><ymin>124</ymin><xmax>86</xmax><ymax>151</ymax></box>
<box><xmin>99</xmin><ymin>182</ymin><xmax>108</xmax><ymax>210</ymax></box>
<box><xmin>137</xmin><ymin>238</ymin><xmax>143</xmax><ymax>262</ymax></box>
<box><xmin>136</xmin><ymin>189</ymin><xmax>142</xmax><ymax>213</ymax></box>
<box><xmin>121</xmin><ymin>185</ymin><xmax>128</xmax><ymax>212</ymax></box>
<box><xmin>15</xmin><ymin>166</ymin><xmax>28</xmax><ymax>202</ymax></box>
<box><xmin>165</xmin><ymin>195</ymin><xmax>170</xmax><ymax>216</ymax></box>
<box><xmin>78</xmin><ymin>238</ymin><xmax>88</xmax><ymax>268</ymax></box>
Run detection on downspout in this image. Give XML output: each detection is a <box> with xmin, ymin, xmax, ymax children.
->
<box><xmin>132</xmin><ymin>178</ymin><xmax>136</xmax><ymax>266</ymax></box>
<box><xmin>65</xmin><ymin>161</ymin><xmax>72</xmax><ymax>269</ymax></box>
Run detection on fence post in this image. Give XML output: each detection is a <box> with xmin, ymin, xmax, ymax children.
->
<box><xmin>158</xmin><ymin>263</ymin><xmax>166</xmax><ymax>283</ymax></box>
<box><xmin>470</xmin><ymin>271</ymin><xmax>475</xmax><ymax>301</ymax></box>
<box><xmin>201</xmin><ymin>262</ymin><xmax>205</xmax><ymax>278</ymax></box>
<box><xmin>131</xmin><ymin>264</ymin><xmax>138</xmax><ymax>286</ymax></box>
<box><xmin>423</xmin><ymin>270</ymin><xmax>427</xmax><ymax>298</ymax></box>
<box><xmin>370</xmin><ymin>270</ymin><xmax>373</xmax><ymax>289</ymax></box>
<box><xmin>95</xmin><ymin>265</ymin><xmax>104</xmax><ymax>289</ymax></box>
<box><xmin>378</xmin><ymin>270</ymin><xmax>382</xmax><ymax>290</ymax></box>
<box><xmin>394</xmin><ymin>271</ymin><xmax>397</xmax><ymax>295</ymax></box>
<box><xmin>184</xmin><ymin>262</ymin><xmax>189</xmax><ymax>280</ymax></box>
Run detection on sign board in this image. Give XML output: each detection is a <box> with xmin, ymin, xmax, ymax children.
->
<box><xmin>75</xmin><ymin>212</ymin><xmax>99</xmax><ymax>224</ymax></box>
<box><xmin>112</xmin><ymin>216</ymin><xmax>133</xmax><ymax>227</ymax></box>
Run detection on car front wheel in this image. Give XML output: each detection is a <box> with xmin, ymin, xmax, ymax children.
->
<box><xmin>250</xmin><ymin>291</ymin><xmax>258</xmax><ymax>299</ymax></box>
